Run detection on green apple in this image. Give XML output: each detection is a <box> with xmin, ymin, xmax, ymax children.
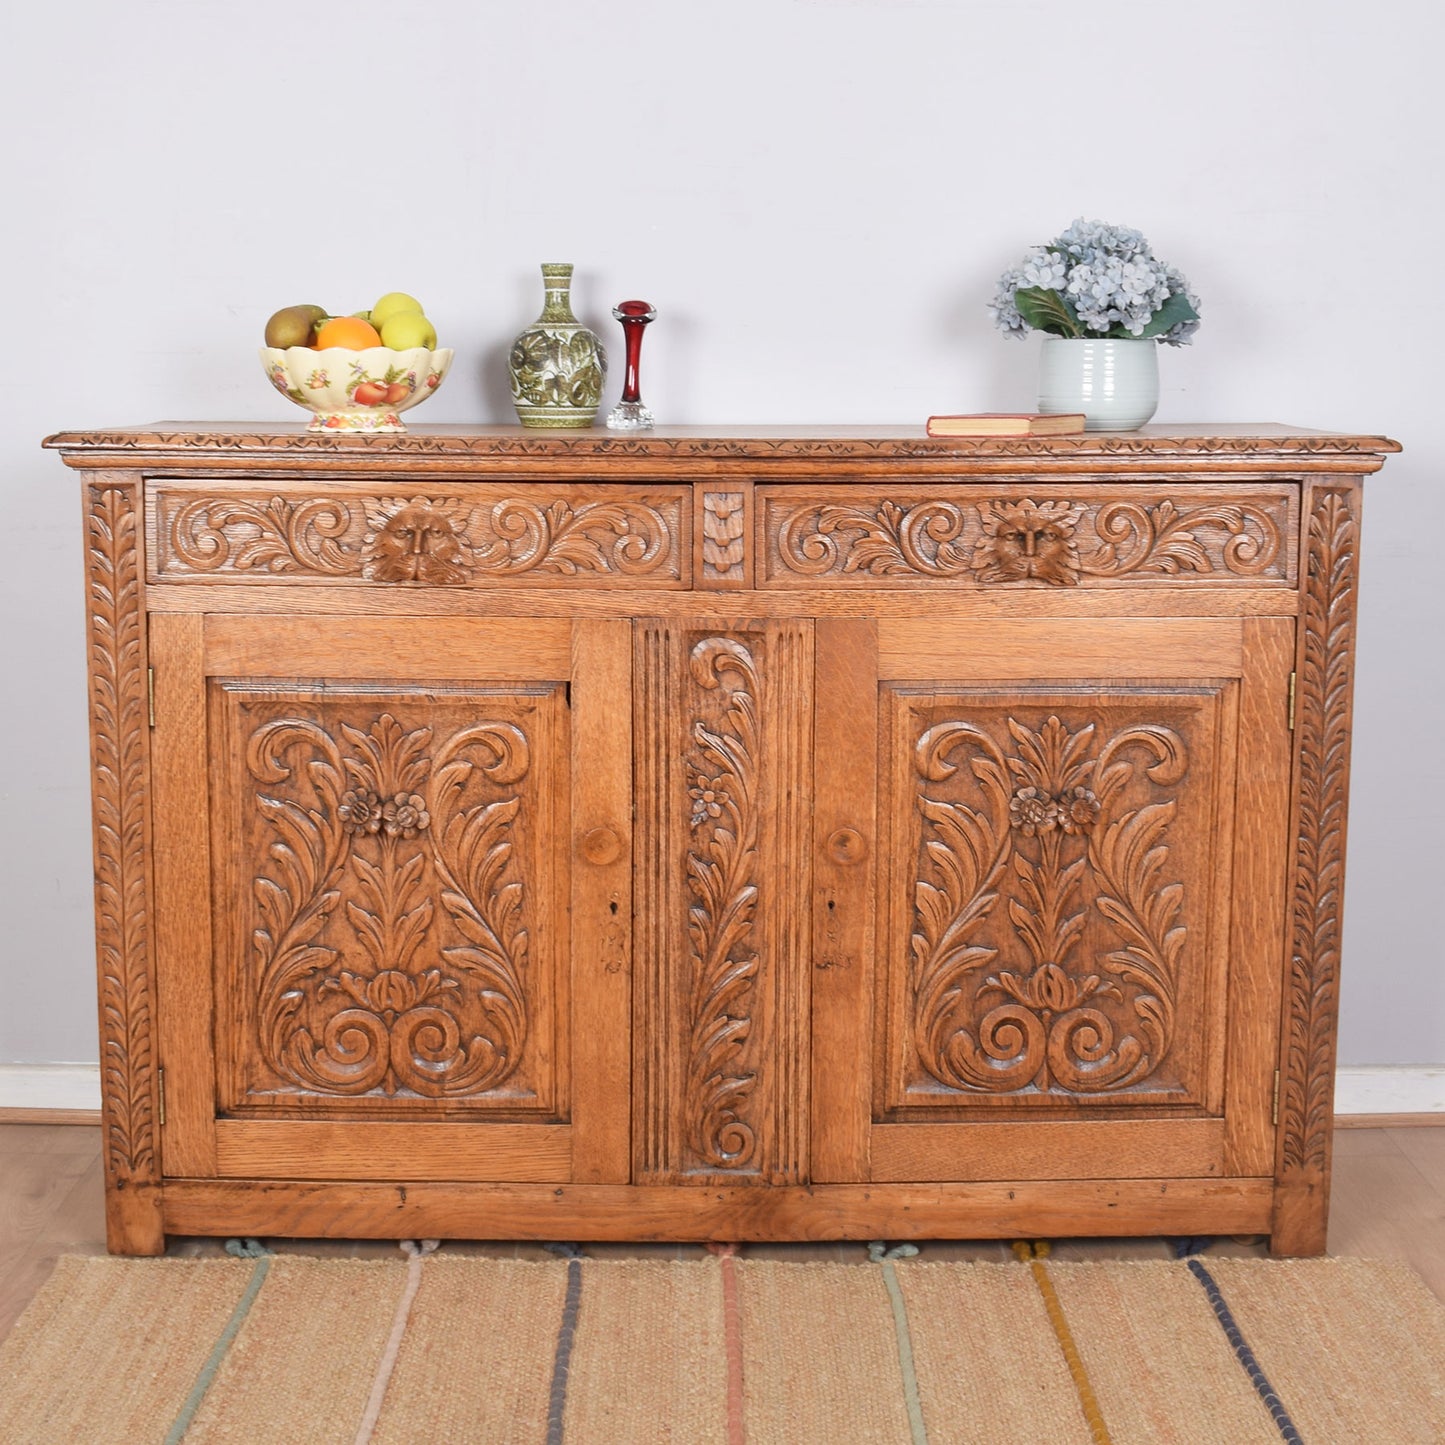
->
<box><xmin>380</xmin><ymin>311</ymin><xmax>437</xmax><ymax>350</ymax></box>
<box><xmin>371</xmin><ymin>292</ymin><xmax>424</xmax><ymax>328</ymax></box>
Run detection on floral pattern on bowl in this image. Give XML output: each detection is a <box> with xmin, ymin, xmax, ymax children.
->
<box><xmin>261</xmin><ymin>346</ymin><xmax>453</xmax><ymax>432</ymax></box>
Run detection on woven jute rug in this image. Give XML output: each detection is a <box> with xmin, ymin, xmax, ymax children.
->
<box><xmin>2</xmin><ymin>1244</ymin><xmax>1443</xmax><ymax>1443</ymax></box>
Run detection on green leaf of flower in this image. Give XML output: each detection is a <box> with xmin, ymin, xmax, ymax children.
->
<box><xmin>1014</xmin><ymin>287</ymin><xmax>1083</xmax><ymax>338</ymax></box>
<box><xmin>1136</xmin><ymin>292</ymin><xmax>1200</xmax><ymax>339</ymax></box>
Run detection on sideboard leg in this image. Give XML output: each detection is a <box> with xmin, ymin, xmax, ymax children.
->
<box><xmin>1269</xmin><ymin>1180</ymin><xmax>1329</xmax><ymax>1257</ymax></box>
<box><xmin>105</xmin><ymin>1182</ymin><xmax>165</xmax><ymax>1256</ymax></box>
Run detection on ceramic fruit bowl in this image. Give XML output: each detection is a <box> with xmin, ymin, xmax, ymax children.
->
<box><xmin>261</xmin><ymin>346</ymin><xmax>453</xmax><ymax>432</ymax></box>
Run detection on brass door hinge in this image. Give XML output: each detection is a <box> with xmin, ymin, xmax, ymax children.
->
<box><xmin>148</xmin><ymin>667</ymin><xmax>156</xmax><ymax>729</ymax></box>
<box><xmin>157</xmin><ymin>1066</ymin><xmax>166</xmax><ymax>1127</ymax></box>
<box><xmin>1287</xmin><ymin>671</ymin><xmax>1296</xmax><ymax>732</ymax></box>
<box><xmin>1272</xmin><ymin>1069</ymin><xmax>1280</xmax><ymax>1126</ymax></box>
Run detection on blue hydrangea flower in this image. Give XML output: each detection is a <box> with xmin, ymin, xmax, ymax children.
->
<box><xmin>990</xmin><ymin>218</ymin><xmax>1201</xmax><ymax>345</ymax></box>
<box><xmin>1020</xmin><ymin>247</ymin><xmax>1070</xmax><ymax>289</ymax></box>
<box><xmin>986</xmin><ymin>266</ymin><xmax>1031</xmax><ymax>337</ymax></box>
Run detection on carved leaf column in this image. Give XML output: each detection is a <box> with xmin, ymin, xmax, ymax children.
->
<box><xmin>635</xmin><ymin>618</ymin><xmax>812</xmax><ymax>1183</ymax></box>
<box><xmin>85</xmin><ymin>478</ymin><xmax>163</xmax><ymax>1253</ymax></box>
<box><xmin>1275</xmin><ymin>479</ymin><xmax>1362</xmax><ymax>1254</ymax></box>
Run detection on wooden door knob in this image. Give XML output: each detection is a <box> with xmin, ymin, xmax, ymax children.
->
<box><xmin>826</xmin><ymin>827</ymin><xmax>867</xmax><ymax>865</ymax></box>
<box><xmin>580</xmin><ymin>826</ymin><xmax>622</xmax><ymax>865</ymax></box>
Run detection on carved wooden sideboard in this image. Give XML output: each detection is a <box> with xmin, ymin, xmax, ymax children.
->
<box><xmin>46</xmin><ymin>423</ymin><xmax>1398</xmax><ymax>1257</ymax></box>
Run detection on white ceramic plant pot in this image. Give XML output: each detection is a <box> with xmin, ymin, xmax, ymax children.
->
<box><xmin>1038</xmin><ymin>338</ymin><xmax>1159</xmax><ymax>431</ymax></box>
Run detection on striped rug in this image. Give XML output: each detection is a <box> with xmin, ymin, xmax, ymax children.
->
<box><xmin>2</xmin><ymin>1245</ymin><xmax>1443</xmax><ymax>1443</ymax></box>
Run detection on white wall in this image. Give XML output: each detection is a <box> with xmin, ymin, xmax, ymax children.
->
<box><xmin>2</xmin><ymin>0</ymin><xmax>1440</xmax><ymax>1071</ymax></box>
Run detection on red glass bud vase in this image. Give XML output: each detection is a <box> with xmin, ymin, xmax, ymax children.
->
<box><xmin>605</xmin><ymin>300</ymin><xmax>656</xmax><ymax>430</ymax></box>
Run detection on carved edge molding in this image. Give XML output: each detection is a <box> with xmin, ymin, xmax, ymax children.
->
<box><xmin>1279</xmin><ymin>483</ymin><xmax>1359</xmax><ymax>1184</ymax></box>
<box><xmin>86</xmin><ymin>481</ymin><xmax>158</xmax><ymax>1185</ymax></box>
<box><xmin>766</xmin><ymin>624</ymin><xmax>811</xmax><ymax>1184</ymax></box>
<box><xmin>634</xmin><ymin>622</ymin><xmax>677</xmax><ymax>1181</ymax></box>
<box><xmin>47</xmin><ymin>429</ymin><xmax>1401</xmax><ymax>469</ymax></box>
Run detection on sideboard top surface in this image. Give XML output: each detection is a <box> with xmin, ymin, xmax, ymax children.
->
<box><xmin>44</xmin><ymin>423</ymin><xmax>1400</xmax><ymax>475</ymax></box>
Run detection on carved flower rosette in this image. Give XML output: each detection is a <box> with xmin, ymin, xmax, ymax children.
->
<box><xmin>239</xmin><ymin>708</ymin><xmax>537</xmax><ymax>1104</ymax></box>
<box><xmin>906</xmin><ymin>711</ymin><xmax>1192</xmax><ymax>1102</ymax></box>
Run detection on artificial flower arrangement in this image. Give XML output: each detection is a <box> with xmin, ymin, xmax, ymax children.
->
<box><xmin>989</xmin><ymin>218</ymin><xmax>1201</xmax><ymax>345</ymax></box>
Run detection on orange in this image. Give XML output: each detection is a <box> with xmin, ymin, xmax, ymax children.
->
<box><xmin>314</xmin><ymin>315</ymin><xmax>383</xmax><ymax>350</ymax></box>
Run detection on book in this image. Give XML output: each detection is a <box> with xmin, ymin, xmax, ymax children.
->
<box><xmin>926</xmin><ymin>412</ymin><xmax>1086</xmax><ymax>438</ymax></box>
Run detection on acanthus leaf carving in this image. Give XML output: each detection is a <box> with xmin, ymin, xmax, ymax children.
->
<box><xmin>87</xmin><ymin>482</ymin><xmax>157</xmax><ymax>1181</ymax></box>
<box><xmin>1281</xmin><ymin>486</ymin><xmax>1358</xmax><ymax>1175</ymax></box>
<box><xmin>701</xmin><ymin>491</ymin><xmax>747</xmax><ymax>579</ymax></box>
<box><xmin>160</xmin><ymin>490</ymin><xmax>680</xmax><ymax>583</ymax></box>
<box><xmin>425</xmin><ymin>721</ymin><xmax>533</xmax><ymax>1095</ymax></box>
<box><xmin>245</xmin><ymin>710</ymin><xmax>532</xmax><ymax>1100</ymax></box>
<box><xmin>1089</xmin><ymin>499</ymin><xmax>1282</xmax><ymax>577</ymax></box>
<box><xmin>910</xmin><ymin>714</ymin><xmax>1188</xmax><ymax>1098</ymax></box>
<box><xmin>771</xmin><ymin>493</ymin><xmax>1289</xmax><ymax>585</ymax></box>
<box><xmin>170</xmin><ymin>494</ymin><xmax>354</xmax><ymax>575</ymax></box>
<box><xmin>683</xmin><ymin>637</ymin><xmax>761</xmax><ymax>1169</ymax></box>
<box><xmin>473</xmin><ymin>497</ymin><xmax>674</xmax><ymax>577</ymax></box>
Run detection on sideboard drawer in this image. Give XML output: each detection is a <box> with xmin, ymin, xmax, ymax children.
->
<box><xmin>757</xmin><ymin>481</ymin><xmax>1300</xmax><ymax>589</ymax></box>
<box><xmin>146</xmin><ymin>479</ymin><xmax>692</xmax><ymax>588</ymax></box>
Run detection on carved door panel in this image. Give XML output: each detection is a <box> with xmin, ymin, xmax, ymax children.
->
<box><xmin>149</xmin><ymin>613</ymin><xmax>631</xmax><ymax>1184</ymax></box>
<box><xmin>811</xmin><ymin>615</ymin><xmax>1294</xmax><ymax>1186</ymax></box>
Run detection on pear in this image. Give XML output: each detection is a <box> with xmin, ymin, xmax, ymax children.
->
<box><xmin>371</xmin><ymin>292</ymin><xmax>424</xmax><ymax>329</ymax></box>
<box><xmin>264</xmin><ymin>303</ymin><xmax>327</xmax><ymax>349</ymax></box>
<box><xmin>380</xmin><ymin>311</ymin><xmax>437</xmax><ymax>350</ymax></box>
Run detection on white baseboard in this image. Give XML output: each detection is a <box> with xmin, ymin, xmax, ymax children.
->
<box><xmin>1333</xmin><ymin>1066</ymin><xmax>1445</xmax><ymax>1116</ymax></box>
<box><xmin>0</xmin><ymin>1064</ymin><xmax>103</xmax><ymax>1112</ymax></box>
<box><xmin>0</xmin><ymin>1063</ymin><xmax>1441</xmax><ymax>1118</ymax></box>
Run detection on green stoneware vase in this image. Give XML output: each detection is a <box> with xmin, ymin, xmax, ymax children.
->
<box><xmin>508</xmin><ymin>263</ymin><xmax>607</xmax><ymax>428</ymax></box>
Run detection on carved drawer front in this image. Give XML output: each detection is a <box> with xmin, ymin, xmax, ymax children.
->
<box><xmin>881</xmin><ymin>685</ymin><xmax>1231</xmax><ymax>1119</ymax></box>
<box><xmin>760</xmin><ymin>481</ymin><xmax>1298</xmax><ymax>588</ymax></box>
<box><xmin>148</xmin><ymin>481</ymin><xmax>690</xmax><ymax>587</ymax></box>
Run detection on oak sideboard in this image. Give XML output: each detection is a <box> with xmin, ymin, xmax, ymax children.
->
<box><xmin>45</xmin><ymin>423</ymin><xmax>1399</xmax><ymax>1257</ymax></box>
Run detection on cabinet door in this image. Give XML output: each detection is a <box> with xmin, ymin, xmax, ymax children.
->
<box><xmin>812</xmin><ymin>614</ymin><xmax>1293</xmax><ymax>1186</ymax></box>
<box><xmin>149</xmin><ymin>613</ymin><xmax>631</xmax><ymax>1184</ymax></box>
